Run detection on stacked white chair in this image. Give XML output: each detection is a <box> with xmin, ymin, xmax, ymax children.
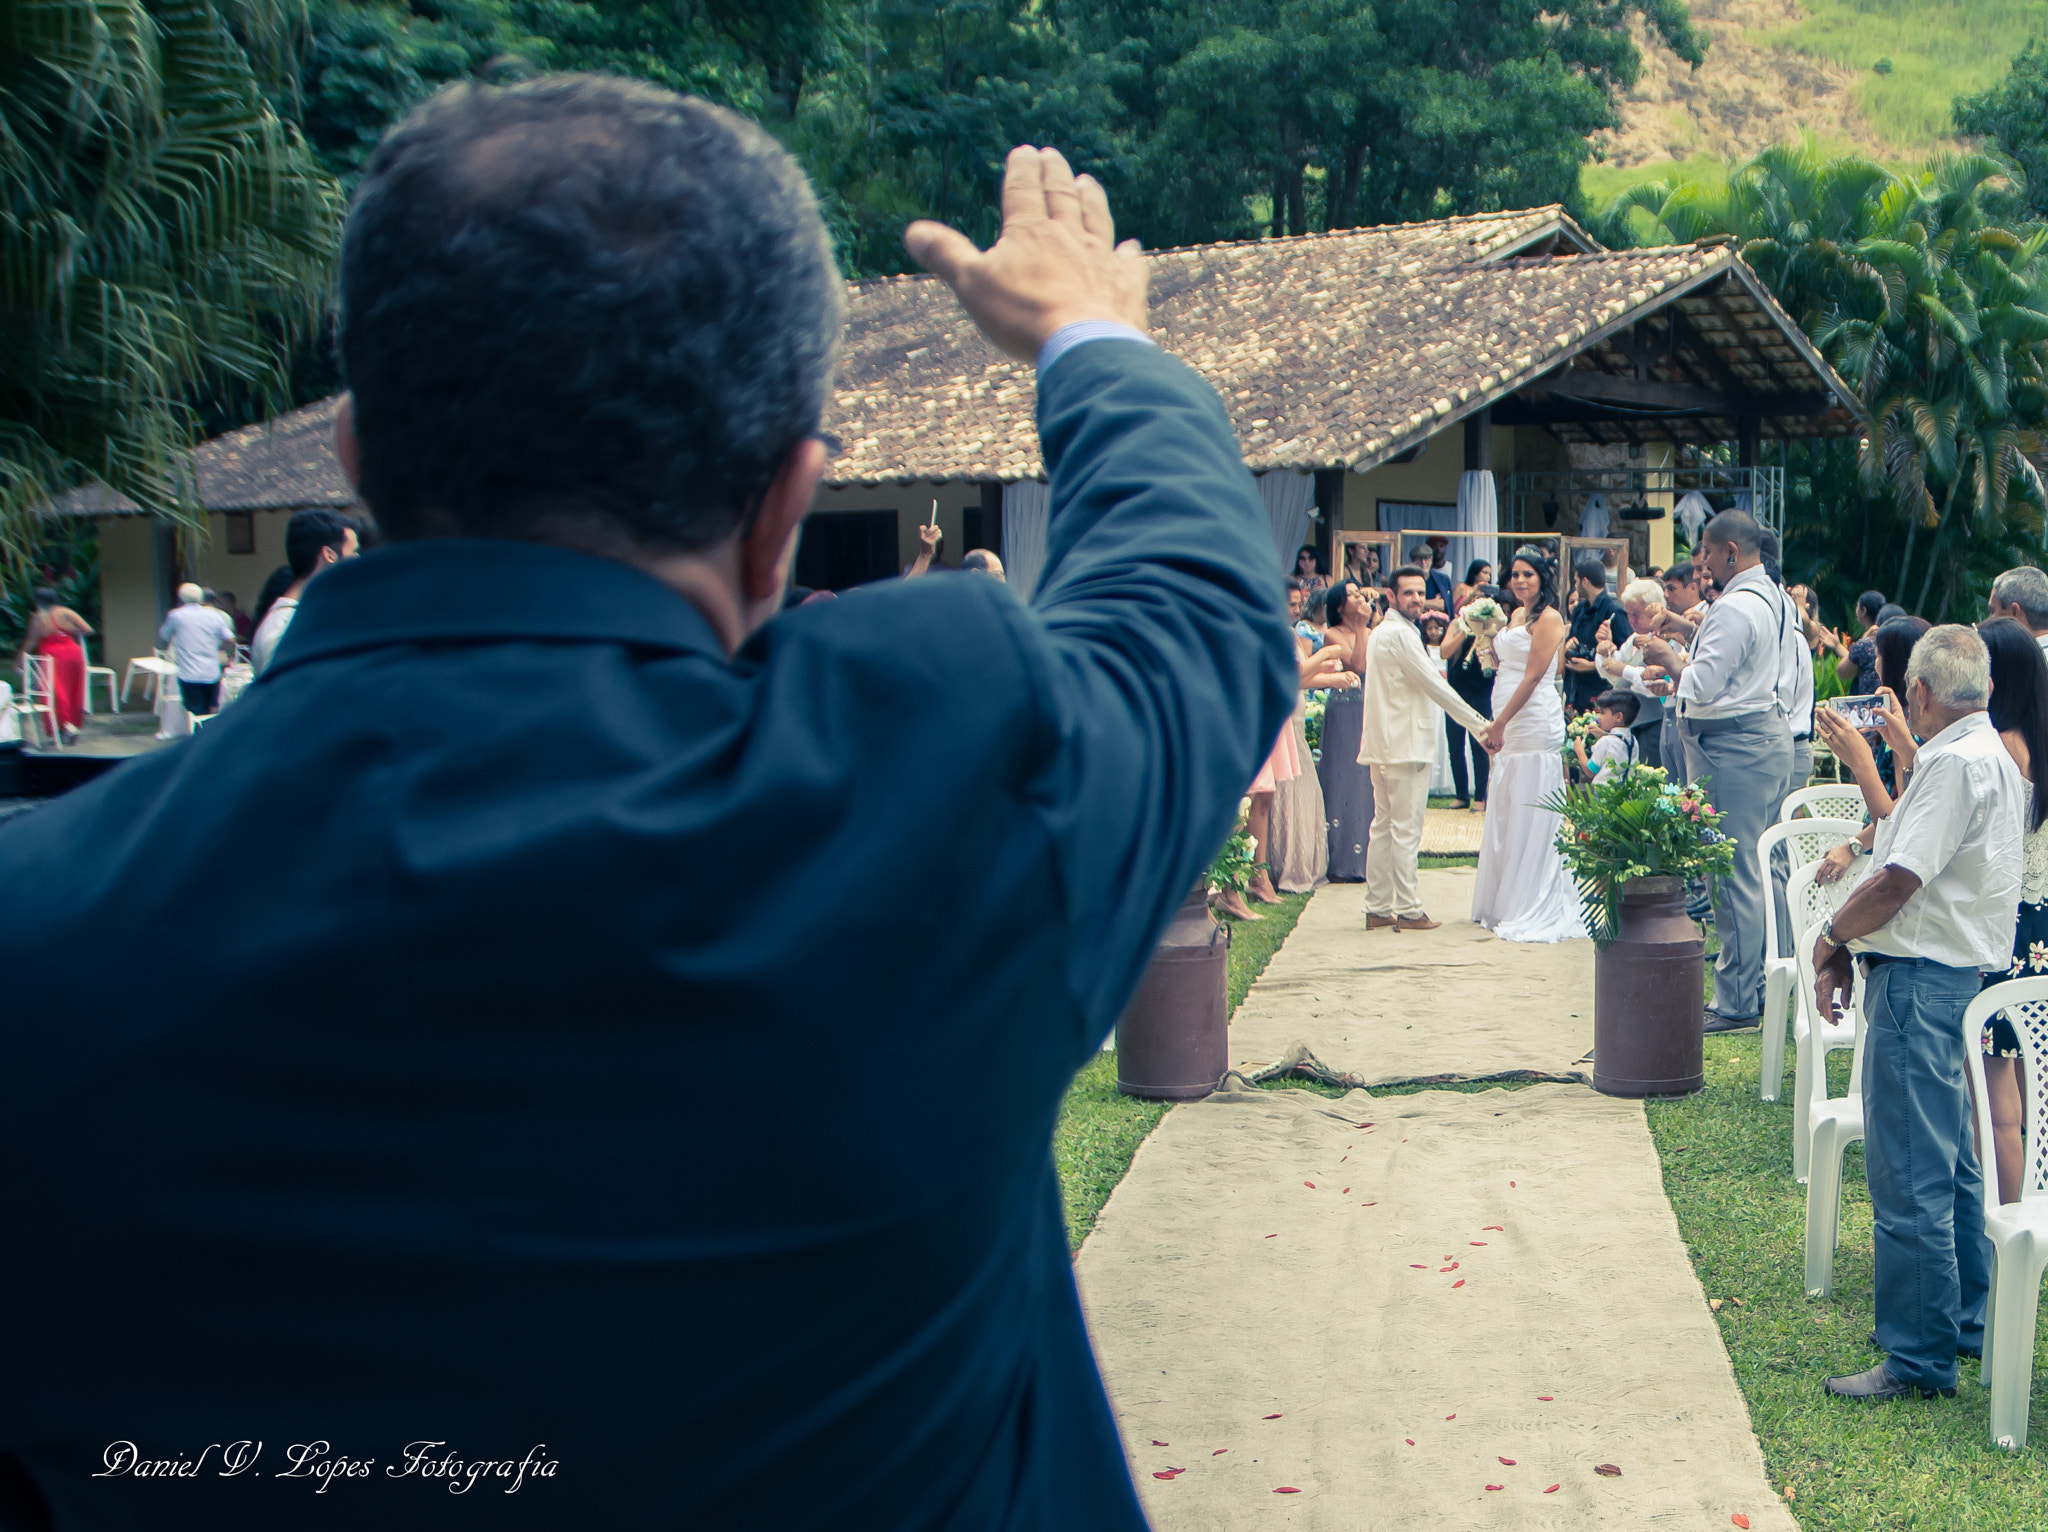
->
<box><xmin>1801</xmin><ymin>920</ymin><xmax>1868</xmax><ymax>1298</ymax></box>
<box><xmin>1785</xmin><ymin>856</ymin><xmax>1868</xmax><ymax>1181</ymax></box>
<box><xmin>1960</xmin><ymin>978</ymin><xmax>2048</xmax><ymax>1450</ymax></box>
<box><xmin>1781</xmin><ymin>783</ymin><xmax>1868</xmax><ymax>823</ymax></box>
<box><xmin>1755</xmin><ymin>817</ymin><xmax>1863</xmax><ymax>1102</ymax></box>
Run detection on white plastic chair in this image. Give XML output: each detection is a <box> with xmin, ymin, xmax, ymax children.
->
<box><xmin>1802</xmin><ymin>932</ymin><xmax>1868</xmax><ymax>1297</ymax></box>
<box><xmin>1962</xmin><ymin>978</ymin><xmax>2048</xmax><ymax>1450</ymax></box>
<box><xmin>1782</xmin><ymin>783</ymin><xmax>1868</xmax><ymax>823</ymax></box>
<box><xmin>14</xmin><ymin>654</ymin><xmax>59</xmax><ymax>747</ymax></box>
<box><xmin>1757</xmin><ymin>817</ymin><xmax>1863</xmax><ymax>1103</ymax></box>
<box><xmin>1785</xmin><ymin>856</ymin><xmax>1868</xmax><ymax>1181</ymax></box>
<box><xmin>81</xmin><ymin>634</ymin><xmax>117</xmax><ymax>715</ymax></box>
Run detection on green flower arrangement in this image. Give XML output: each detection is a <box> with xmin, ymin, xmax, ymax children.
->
<box><xmin>1206</xmin><ymin>796</ymin><xmax>1262</xmax><ymax>895</ymax></box>
<box><xmin>1562</xmin><ymin>709</ymin><xmax>1601</xmax><ymax>770</ymax></box>
<box><xmin>1542</xmin><ymin>765</ymin><xmax>1735</xmax><ymax>946</ymax></box>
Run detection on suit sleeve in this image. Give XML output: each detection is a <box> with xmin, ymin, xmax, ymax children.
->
<box><xmin>1005</xmin><ymin>342</ymin><xmax>1295</xmax><ymax>1041</ymax></box>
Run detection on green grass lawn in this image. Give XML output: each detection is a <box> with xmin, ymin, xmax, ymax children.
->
<box><xmin>1054</xmin><ymin>891</ymin><xmax>1311</xmax><ymax>1251</ymax></box>
<box><xmin>1650</xmin><ymin>1030</ymin><xmax>2048</xmax><ymax>1522</ymax></box>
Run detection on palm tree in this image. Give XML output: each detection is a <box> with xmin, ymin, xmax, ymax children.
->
<box><xmin>0</xmin><ymin>0</ymin><xmax>343</xmax><ymax>568</ymax></box>
<box><xmin>1603</xmin><ymin>143</ymin><xmax>2048</xmax><ymax>621</ymax></box>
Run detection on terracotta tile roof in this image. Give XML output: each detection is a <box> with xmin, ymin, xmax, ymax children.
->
<box><xmin>825</xmin><ymin>206</ymin><xmax>1859</xmax><ymax>484</ymax></box>
<box><xmin>59</xmin><ymin>395</ymin><xmax>357</xmax><ymax>516</ymax></box>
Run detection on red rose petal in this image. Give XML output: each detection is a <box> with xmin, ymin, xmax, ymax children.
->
<box><xmin>1152</xmin><ymin>1468</ymin><xmax>1183</xmax><ymax>1479</ymax></box>
<box><xmin>1732</xmin><ymin>1518</ymin><xmax>1750</xmax><ymax>1529</ymax></box>
<box><xmin>1544</xmin><ymin>1484</ymin><xmax>1560</xmax><ymax>1494</ymax></box>
<box><xmin>1362</xmin><ymin>1201</ymin><xmax>1377</xmax><ymax>1206</ymax></box>
<box><xmin>1510</xmin><ymin>1181</ymin><xmax>1517</xmax><ymax>1187</ymax></box>
<box><xmin>1452</xmin><ymin>1279</ymin><xmax>1466</xmax><ymax>1288</ymax></box>
<box><xmin>1356</xmin><ymin>1121</ymin><xmax>1374</xmax><ymax>1128</ymax></box>
<box><xmin>1445</xmin><ymin>1413</ymin><xmax>1456</xmax><ymax>1420</ymax></box>
<box><xmin>1263</xmin><ymin>1413</ymin><xmax>1283</xmax><ymax>1420</ymax></box>
<box><xmin>1594</xmin><ymin>1463</ymin><xmax>1622</xmax><ymax>1477</ymax></box>
<box><xmin>1484</xmin><ymin>1225</ymin><xmax>1504</xmax><ymax>1231</ymax></box>
<box><xmin>1470</xmin><ymin>1241</ymin><xmax>1487</xmax><ymax>1246</ymax></box>
<box><xmin>1213</xmin><ymin>1448</ymin><xmax>1227</xmax><ymax>1456</ymax></box>
<box><xmin>1340</xmin><ymin>1156</ymin><xmax>1348</xmax><ymax>1162</ymax></box>
<box><xmin>1404</xmin><ymin>1439</ymin><xmax>1414</xmax><ymax>1446</ymax></box>
<box><xmin>1151</xmin><ymin>1439</ymin><xmax>1169</xmax><ymax>1446</ymax></box>
<box><xmin>1537</xmin><ymin>1396</ymin><xmax>1553</xmax><ymax>1401</ymax></box>
<box><xmin>1342</xmin><ymin>1187</ymin><xmax>1351</xmax><ymax>1194</ymax></box>
<box><xmin>1304</xmin><ymin>1181</ymin><xmax>1316</xmax><ymax>1188</ymax></box>
<box><xmin>1486</xmin><ymin>1484</ymin><xmax>1504</xmax><ymax>1491</ymax></box>
<box><xmin>1273</xmin><ymin>1486</ymin><xmax>1301</xmax><ymax>1494</ymax></box>
<box><xmin>1265</xmin><ymin>1233</ymin><xmax>1278</xmax><ymax>1238</ymax></box>
<box><xmin>1410</xmin><ymin>1263</ymin><xmax>1428</xmax><ymax>1269</ymax></box>
<box><xmin>1499</xmin><ymin>1457</ymin><xmax>1516</xmax><ymax>1466</ymax></box>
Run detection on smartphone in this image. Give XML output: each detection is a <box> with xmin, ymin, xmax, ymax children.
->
<box><xmin>1828</xmin><ymin>694</ymin><xmax>1887</xmax><ymax>732</ymax></box>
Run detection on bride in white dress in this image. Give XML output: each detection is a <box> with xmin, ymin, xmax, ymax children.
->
<box><xmin>1471</xmin><ymin>548</ymin><xmax>1589</xmax><ymax>942</ymax></box>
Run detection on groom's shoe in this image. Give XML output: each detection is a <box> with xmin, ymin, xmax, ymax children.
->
<box><xmin>1824</xmin><ymin>1363</ymin><xmax>1955</xmax><ymax>1401</ymax></box>
<box><xmin>1394</xmin><ymin>914</ymin><xmax>1441</xmax><ymax>931</ymax></box>
<box><xmin>1703</xmin><ymin>1011</ymin><xmax>1760</xmax><ymax>1034</ymax></box>
<box><xmin>1366</xmin><ymin>914</ymin><xmax>1398</xmax><ymax>930</ymax></box>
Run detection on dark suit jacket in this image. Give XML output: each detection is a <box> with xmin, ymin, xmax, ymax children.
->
<box><xmin>1567</xmin><ymin>588</ymin><xmax>1631</xmax><ymax>709</ymax></box>
<box><xmin>0</xmin><ymin>343</ymin><xmax>1294</xmax><ymax>1529</ymax></box>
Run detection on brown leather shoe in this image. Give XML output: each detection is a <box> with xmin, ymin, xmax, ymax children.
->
<box><xmin>1394</xmin><ymin>914</ymin><xmax>1442</xmax><ymax>931</ymax></box>
<box><xmin>1366</xmin><ymin>914</ymin><xmax>1398</xmax><ymax>930</ymax></box>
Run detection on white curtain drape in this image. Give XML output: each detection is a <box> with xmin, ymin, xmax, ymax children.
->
<box><xmin>1454</xmin><ymin>470</ymin><xmax>1499</xmax><ymax>588</ymax></box>
<box><xmin>1002</xmin><ymin>479</ymin><xmax>1052</xmax><ymax>598</ymax></box>
<box><xmin>1256</xmin><ymin>470</ymin><xmax>1315</xmax><ymax>572</ymax></box>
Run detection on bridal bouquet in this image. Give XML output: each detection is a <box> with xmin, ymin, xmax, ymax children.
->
<box><xmin>1542</xmin><ymin>766</ymin><xmax>1734</xmax><ymax>945</ymax></box>
<box><xmin>1459</xmin><ymin>597</ymin><xmax>1508</xmax><ymax>673</ymax></box>
<box><xmin>1562</xmin><ymin>710</ymin><xmax>1601</xmax><ymax>770</ymax></box>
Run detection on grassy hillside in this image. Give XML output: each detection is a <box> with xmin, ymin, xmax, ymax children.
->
<box><xmin>1757</xmin><ymin>0</ymin><xmax>2048</xmax><ymax>147</ymax></box>
<box><xmin>1583</xmin><ymin>1</ymin><xmax>2046</xmax><ymax>208</ymax></box>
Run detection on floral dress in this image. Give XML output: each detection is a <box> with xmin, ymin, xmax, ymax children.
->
<box><xmin>1985</xmin><ymin>813</ymin><xmax>2048</xmax><ymax>1057</ymax></box>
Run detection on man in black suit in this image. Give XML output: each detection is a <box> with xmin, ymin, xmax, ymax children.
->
<box><xmin>0</xmin><ymin>77</ymin><xmax>1292</xmax><ymax>1528</ymax></box>
<box><xmin>1565</xmin><ymin>552</ymin><xmax>1631</xmax><ymax>713</ymax></box>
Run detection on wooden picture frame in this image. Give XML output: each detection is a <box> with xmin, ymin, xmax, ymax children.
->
<box><xmin>1333</xmin><ymin>530</ymin><xmax>1398</xmax><ymax>588</ymax></box>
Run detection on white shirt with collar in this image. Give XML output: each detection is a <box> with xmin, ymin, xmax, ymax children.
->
<box><xmin>1358</xmin><ymin>610</ymin><xmax>1490</xmax><ymax>767</ymax></box>
<box><xmin>2035</xmin><ymin>630</ymin><xmax>2048</xmax><ymax>659</ymax></box>
<box><xmin>1674</xmin><ymin>563</ymin><xmax>1797</xmax><ymax>721</ymax></box>
<box><xmin>158</xmin><ymin>602</ymin><xmax>235</xmax><ymax>683</ymax></box>
<box><xmin>1599</xmin><ymin>633</ymin><xmax>1664</xmax><ymax>699</ymax></box>
<box><xmin>251</xmin><ymin>596</ymin><xmax>300</xmax><ymax>675</ymax></box>
<box><xmin>1858</xmin><ymin>709</ymin><xmax>2024</xmax><ymax>969</ymax></box>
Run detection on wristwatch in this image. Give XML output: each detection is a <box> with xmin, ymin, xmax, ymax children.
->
<box><xmin>1818</xmin><ymin>916</ymin><xmax>1842</xmax><ymax>951</ymax></box>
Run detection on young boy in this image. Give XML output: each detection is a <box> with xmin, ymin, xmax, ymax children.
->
<box><xmin>1576</xmin><ymin>689</ymin><xmax>1640</xmax><ymax>783</ymax></box>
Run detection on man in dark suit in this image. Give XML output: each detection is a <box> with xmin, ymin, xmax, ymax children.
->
<box><xmin>0</xmin><ymin>77</ymin><xmax>1292</xmax><ymax>1528</ymax></box>
<box><xmin>1565</xmin><ymin>552</ymin><xmax>1631</xmax><ymax>713</ymax></box>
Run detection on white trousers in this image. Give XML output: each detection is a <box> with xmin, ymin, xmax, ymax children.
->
<box><xmin>1365</xmin><ymin>761</ymin><xmax>1431</xmax><ymax>918</ymax></box>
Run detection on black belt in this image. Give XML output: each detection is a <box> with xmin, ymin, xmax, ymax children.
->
<box><xmin>1794</xmin><ymin>732</ymin><xmax>1812</xmax><ymax>742</ymax></box>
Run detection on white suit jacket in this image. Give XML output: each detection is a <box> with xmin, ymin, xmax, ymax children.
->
<box><xmin>1359</xmin><ymin>612</ymin><xmax>1491</xmax><ymax>767</ymax></box>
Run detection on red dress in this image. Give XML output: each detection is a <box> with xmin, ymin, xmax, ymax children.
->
<box><xmin>33</xmin><ymin>630</ymin><xmax>85</xmax><ymax>730</ymax></box>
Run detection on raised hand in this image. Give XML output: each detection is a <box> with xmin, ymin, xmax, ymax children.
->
<box><xmin>904</xmin><ymin>146</ymin><xmax>1148</xmax><ymax>362</ymax></box>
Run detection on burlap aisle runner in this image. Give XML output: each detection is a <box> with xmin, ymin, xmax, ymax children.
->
<box><xmin>1072</xmin><ymin>870</ymin><xmax>1796</xmax><ymax>1529</ymax></box>
<box><xmin>1227</xmin><ymin>869</ymin><xmax>1596</xmax><ymax>1084</ymax></box>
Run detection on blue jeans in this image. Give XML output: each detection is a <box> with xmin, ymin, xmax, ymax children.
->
<box><xmin>1862</xmin><ymin>959</ymin><xmax>1994</xmax><ymax>1390</ymax></box>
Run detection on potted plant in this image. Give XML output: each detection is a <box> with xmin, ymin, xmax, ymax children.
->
<box><xmin>1544</xmin><ymin>766</ymin><xmax>1735</xmax><ymax>1097</ymax></box>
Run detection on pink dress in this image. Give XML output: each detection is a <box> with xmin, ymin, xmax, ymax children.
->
<box><xmin>1249</xmin><ymin>714</ymin><xmax>1302</xmax><ymax>793</ymax></box>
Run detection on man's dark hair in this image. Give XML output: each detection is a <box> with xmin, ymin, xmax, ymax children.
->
<box><xmin>32</xmin><ymin>586</ymin><xmax>58</xmax><ymax>609</ymax></box>
<box><xmin>1857</xmin><ymin>589</ymin><xmax>1886</xmax><ymax>624</ymax></box>
<box><xmin>1877</xmin><ymin>602</ymin><xmax>1907</xmax><ymax>625</ymax></box>
<box><xmin>1700</xmin><ymin>508</ymin><xmax>1763</xmax><ymax>554</ymax></box>
<box><xmin>1391</xmin><ymin>564</ymin><xmax>1428</xmax><ymax>589</ymax></box>
<box><xmin>285</xmin><ymin>509</ymin><xmax>356</xmax><ymax>580</ymax></box>
<box><xmin>253</xmin><ymin>565</ymin><xmax>294</xmax><ymax>627</ymax></box>
<box><xmin>1758</xmin><ymin>529</ymin><xmax>1783</xmax><ymax>586</ymax></box>
<box><xmin>1594</xmin><ymin>689</ymin><xmax>1640</xmax><ymax>726</ymax></box>
<box><xmin>1572</xmin><ymin>553</ymin><xmax>1607</xmax><ymax>588</ymax></box>
<box><xmin>1664</xmin><ymin>560</ymin><xmax>1695</xmax><ymax>589</ymax></box>
<box><xmin>339</xmin><ymin>74</ymin><xmax>844</xmax><ymax>551</ymax></box>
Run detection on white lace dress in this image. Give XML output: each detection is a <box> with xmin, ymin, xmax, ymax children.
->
<box><xmin>1470</xmin><ymin>624</ymin><xmax>1590</xmax><ymax>943</ymax></box>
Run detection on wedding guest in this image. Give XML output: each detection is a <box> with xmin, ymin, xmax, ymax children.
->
<box><xmin>157</xmin><ymin>582</ymin><xmax>237</xmax><ymax>718</ymax></box>
<box><xmin>902</xmin><ymin>520</ymin><xmax>953</xmax><ymax>577</ymax></box>
<box><xmin>1411</xmin><ymin>538</ymin><xmax>1452</xmax><ymax>611</ymax></box>
<box><xmin>0</xmin><ymin>89</ymin><xmax>1296</xmax><ymax>1527</ymax></box>
<box><xmin>1594</xmin><ymin>577</ymin><xmax>1672</xmax><ymax>769</ymax></box>
<box><xmin>1812</xmin><ymin>624</ymin><xmax>2017</xmax><ymax>1403</ymax></box>
<box><xmin>1267</xmin><ymin>633</ymin><xmax>1347</xmax><ymax>894</ymax></box>
<box><xmin>961</xmin><ymin>548</ymin><xmax>1006</xmax><ymax>581</ymax></box>
<box><xmin>1286</xmin><ymin>579</ymin><xmax>1311</xmax><ymax>624</ymax></box>
<box><xmin>1637</xmin><ymin>511</ymin><xmax>1802</xmax><ymax>1030</ymax></box>
<box><xmin>1837</xmin><ymin>589</ymin><xmax>1888</xmax><ymax>689</ymax></box>
<box><xmin>1877</xmin><ymin>602</ymin><xmax>1908</xmax><ymax>626</ymax></box>
<box><xmin>23</xmin><ymin>587</ymin><xmax>91</xmax><ymax>743</ymax></box>
<box><xmin>1564</xmin><ymin>553</ymin><xmax>1628</xmax><ymax>713</ymax></box>
<box><xmin>250</xmin><ymin>508</ymin><xmax>361</xmax><ymax>673</ymax></box>
<box><xmin>1575</xmin><ymin>690</ymin><xmax>1639</xmax><ymax>782</ymax></box>
<box><xmin>1293</xmin><ymin>544</ymin><xmax>1326</xmax><ymax>594</ymax></box>
<box><xmin>1453</xmin><ymin>559</ymin><xmax>1492</xmax><ymax>613</ymax></box>
<box><xmin>215</xmin><ymin>590</ymin><xmax>254</xmax><ymax>646</ymax></box>
<box><xmin>1987</xmin><ymin>565</ymin><xmax>2048</xmax><ymax>655</ymax></box>
<box><xmin>1440</xmin><ymin>588</ymin><xmax>1500</xmax><ymax>811</ymax></box>
<box><xmin>1663</xmin><ymin>559</ymin><xmax>1704</xmax><ymax>620</ymax></box>
<box><xmin>1317</xmin><ymin>580</ymin><xmax>1375</xmax><ymax>882</ymax></box>
<box><xmin>1759</xmin><ymin>535</ymin><xmax>1817</xmax><ymax>791</ymax></box>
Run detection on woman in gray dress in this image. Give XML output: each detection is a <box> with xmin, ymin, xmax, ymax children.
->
<box><xmin>1316</xmin><ymin>581</ymin><xmax>1376</xmax><ymax>882</ymax></box>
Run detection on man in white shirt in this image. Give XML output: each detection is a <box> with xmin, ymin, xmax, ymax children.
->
<box><xmin>1636</xmin><ymin>511</ymin><xmax>1802</xmax><ymax>1027</ymax></box>
<box><xmin>157</xmin><ymin>584</ymin><xmax>238</xmax><ymax>717</ymax></box>
<box><xmin>1595</xmin><ymin>577</ymin><xmax>1675</xmax><ymax>769</ymax></box>
<box><xmin>1812</xmin><ymin>625</ymin><xmax>2020</xmax><ymax>1402</ymax></box>
<box><xmin>1359</xmin><ymin>566</ymin><xmax>1493</xmax><ymax>930</ymax></box>
<box><xmin>1986</xmin><ymin>565</ymin><xmax>2048</xmax><ymax>657</ymax></box>
<box><xmin>251</xmin><ymin>509</ymin><xmax>360</xmax><ymax>673</ymax></box>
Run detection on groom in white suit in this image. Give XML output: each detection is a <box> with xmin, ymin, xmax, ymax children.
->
<box><xmin>1361</xmin><ymin>567</ymin><xmax>1495</xmax><ymax>930</ymax></box>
